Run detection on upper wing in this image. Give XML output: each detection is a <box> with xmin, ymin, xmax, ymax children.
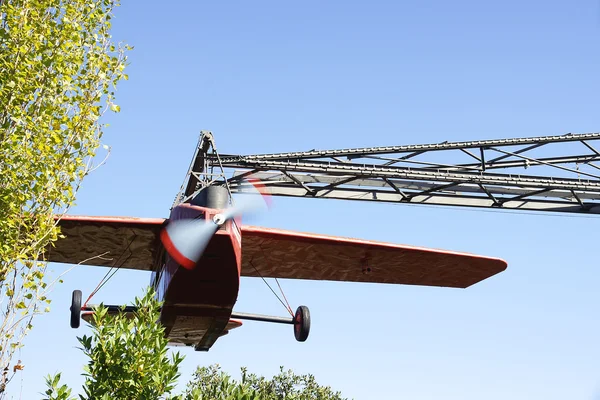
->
<box><xmin>42</xmin><ymin>215</ymin><xmax>166</xmax><ymax>270</ymax></box>
<box><xmin>240</xmin><ymin>226</ymin><xmax>507</xmax><ymax>288</ymax></box>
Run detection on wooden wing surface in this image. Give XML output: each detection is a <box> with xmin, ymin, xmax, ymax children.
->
<box><xmin>43</xmin><ymin>215</ymin><xmax>165</xmax><ymax>270</ymax></box>
<box><xmin>240</xmin><ymin>226</ymin><xmax>507</xmax><ymax>288</ymax></box>
<box><xmin>44</xmin><ymin>215</ymin><xmax>507</xmax><ymax>288</ymax></box>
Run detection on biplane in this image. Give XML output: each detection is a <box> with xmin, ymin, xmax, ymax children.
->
<box><xmin>42</xmin><ymin>134</ymin><xmax>507</xmax><ymax>352</ymax></box>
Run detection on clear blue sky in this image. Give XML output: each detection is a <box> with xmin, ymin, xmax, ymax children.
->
<box><xmin>10</xmin><ymin>1</ymin><xmax>600</xmax><ymax>399</ymax></box>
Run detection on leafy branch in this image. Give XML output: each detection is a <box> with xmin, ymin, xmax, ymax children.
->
<box><xmin>0</xmin><ymin>0</ymin><xmax>130</xmax><ymax>396</ymax></box>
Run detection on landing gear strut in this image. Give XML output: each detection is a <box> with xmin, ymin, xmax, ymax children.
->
<box><xmin>69</xmin><ymin>289</ymin><xmax>311</xmax><ymax>343</ymax></box>
<box><xmin>230</xmin><ymin>305</ymin><xmax>311</xmax><ymax>342</ymax></box>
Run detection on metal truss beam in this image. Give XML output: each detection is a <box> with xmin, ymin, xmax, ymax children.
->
<box><xmin>224</xmin><ymin>171</ymin><xmax>600</xmax><ymax>213</ymax></box>
<box><xmin>182</xmin><ymin>132</ymin><xmax>600</xmax><ymax>214</ymax></box>
<box><xmin>217</xmin><ymin>132</ymin><xmax>600</xmax><ymax>162</ymax></box>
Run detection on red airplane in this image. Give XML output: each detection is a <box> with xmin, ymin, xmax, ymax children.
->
<box><xmin>43</xmin><ymin>167</ymin><xmax>507</xmax><ymax>352</ymax></box>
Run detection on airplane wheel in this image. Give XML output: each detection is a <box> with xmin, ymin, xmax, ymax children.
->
<box><xmin>293</xmin><ymin>305</ymin><xmax>310</xmax><ymax>342</ymax></box>
<box><xmin>70</xmin><ymin>290</ymin><xmax>82</xmax><ymax>329</ymax></box>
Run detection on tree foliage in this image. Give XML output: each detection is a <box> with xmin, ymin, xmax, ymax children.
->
<box><xmin>0</xmin><ymin>0</ymin><xmax>129</xmax><ymax>393</ymax></box>
<box><xmin>184</xmin><ymin>365</ymin><xmax>347</xmax><ymax>400</ymax></box>
<box><xmin>44</xmin><ymin>288</ymin><xmax>348</xmax><ymax>400</ymax></box>
<box><xmin>44</xmin><ymin>289</ymin><xmax>184</xmax><ymax>399</ymax></box>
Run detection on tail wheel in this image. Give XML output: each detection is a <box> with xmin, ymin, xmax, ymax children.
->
<box><xmin>293</xmin><ymin>305</ymin><xmax>310</xmax><ymax>342</ymax></box>
<box><xmin>70</xmin><ymin>290</ymin><xmax>82</xmax><ymax>329</ymax></box>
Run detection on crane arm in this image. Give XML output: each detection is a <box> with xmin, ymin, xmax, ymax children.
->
<box><xmin>181</xmin><ymin>132</ymin><xmax>600</xmax><ymax>214</ymax></box>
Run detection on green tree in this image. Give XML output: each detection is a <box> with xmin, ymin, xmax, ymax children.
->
<box><xmin>44</xmin><ymin>288</ymin><xmax>184</xmax><ymax>400</ymax></box>
<box><xmin>0</xmin><ymin>0</ymin><xmax>129</xmax><ymax>394</ymax></box>
<box><xmin>44</xmin><ymin>288</ymin><xmax>348</xmax><ymax>400</ymax></box>
<box><xmin>184</xmin><ymin>365</ymin><xmax>348</xmax><ymax>400</ymax></box>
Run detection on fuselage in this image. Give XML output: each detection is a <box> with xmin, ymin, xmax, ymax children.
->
<box><xmin>151</xmin><ymin>203</ymin><xmax>243</xmax><ymax>351</ymax></box>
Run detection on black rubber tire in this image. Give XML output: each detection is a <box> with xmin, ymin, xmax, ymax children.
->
<box><xmin>70</xmin><ymin>290</ymin><xmax>82</xmax><ymax>329</ymax></box>
<box><xmin>293</xmin><ymin>305</ymin><xmax>310</xmax><ymax>342</ymax></box>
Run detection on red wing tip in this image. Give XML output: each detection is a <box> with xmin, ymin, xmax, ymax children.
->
<box><xmin>160</xmin><ymin>229</ymin><xmax>196</xmax><ymax>270</ymax></box>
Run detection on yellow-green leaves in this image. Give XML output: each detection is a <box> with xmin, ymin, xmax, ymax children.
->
<box><xmin>0</xmin><ymin>0</ymin><xmax>130</xmax><ymax>394</ymax></box>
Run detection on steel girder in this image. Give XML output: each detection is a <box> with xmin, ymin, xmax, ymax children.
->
<box><xmin>182</xmin><ymin>132</ymin><xmax>600</xmax><ymax>214</ymax></box>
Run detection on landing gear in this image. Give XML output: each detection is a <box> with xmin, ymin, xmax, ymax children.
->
<box><xmin>230</xmin><ymin>305</ymin><xmax>311</xmax><ymax>342</ymax></box>
<box><xmin>70</xmin><ymin>290</ymin><xmax>82</xmax><ymax>329</ymax></box>
<box><xmin>293</xmin><ymin>306</ymin><xmax>310</xmax><ymax>342</ymax></box>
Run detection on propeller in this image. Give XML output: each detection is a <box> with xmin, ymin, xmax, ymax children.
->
<box><xmin>160</xmin><ymin>179</ymin><xmax>271</xmax><ymax>270</ymax></box>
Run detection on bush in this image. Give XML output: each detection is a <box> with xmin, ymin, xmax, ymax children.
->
<box><xmin>43</xmin><ymin>288</ymin><xmax>348</xmax><ymax>400</ymax></box>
